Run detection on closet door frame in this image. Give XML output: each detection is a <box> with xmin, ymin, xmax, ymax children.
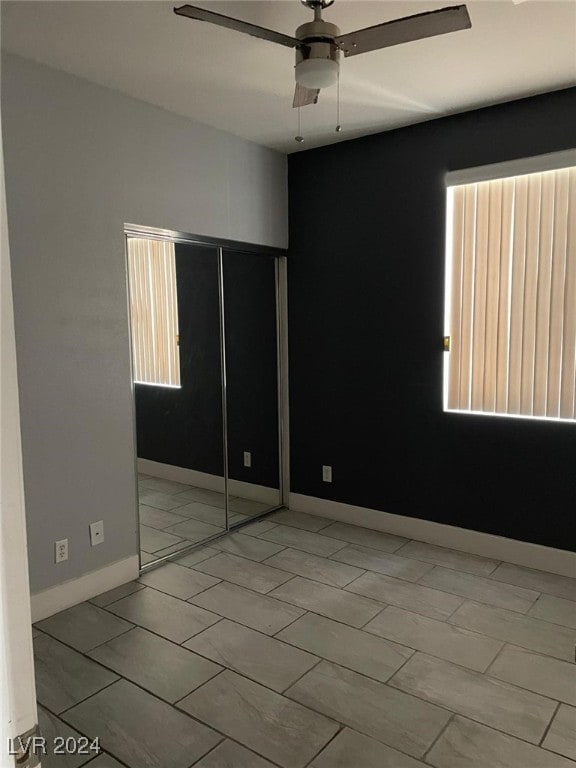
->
<box><xmin>124</xmin><ymin>224</ymin><xmax>288</xmax><ymax>572</ymax></box>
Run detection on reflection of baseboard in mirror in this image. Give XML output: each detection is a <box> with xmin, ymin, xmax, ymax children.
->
<box><xmin>125</xmin><ymin>224</ymin><xmax>287</xmax><ymax>572</ymax></box>
<box><xmin>138</xmin><ymin>459</ymin><xmax>280</xmax><ymax>506</ymax></box>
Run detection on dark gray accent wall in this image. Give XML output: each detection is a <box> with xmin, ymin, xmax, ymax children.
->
<box><xmin>288</xmin><ymin>87</ymin><xmax>576</xmax><ymax>552</ymax></box>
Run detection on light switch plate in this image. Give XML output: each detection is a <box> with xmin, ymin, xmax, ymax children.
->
<box><xmin>322</xmin><ymin>465</ymin><xmax>332</xmax><ymax>483</ymax></box>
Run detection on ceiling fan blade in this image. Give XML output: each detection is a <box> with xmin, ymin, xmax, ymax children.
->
<box><xmin>174</xmin><ymin>5</ymin><xmax>299</xmax><ymax>49</ymax></box>
<box><xmin>336</xmin><ymin>5</ymin><xmax>471</xmax><ymax>58</ymax></box>
<box><xmin>293</xmin><ymin>83</ymin><xmax>320</xmax><ymax>108</ymax></box>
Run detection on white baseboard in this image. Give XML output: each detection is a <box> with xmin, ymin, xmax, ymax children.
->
<box><xmin>138</xmin><ymin>458</ymin><xmax>280</xmax><ymax>506</ymax></box>
<box><xmin>289</xmin><ymin>493</ymin><xmax>576</xmax><ymax>578</ymax></box>
<box><xmin>31</xmin><ymin>555</ymin><xmax>140</xmax><ymax>623</ymax></box>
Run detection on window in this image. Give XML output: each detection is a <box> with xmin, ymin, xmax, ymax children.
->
<box><xmin>126</xmin><ymin>237</ymin><xmax>181</xmax><ymax>388</ymax></box>
<box><xmin>444</xmin><ymin>159</ymin><xmax>575</xmax><ymax>421</ymax></box>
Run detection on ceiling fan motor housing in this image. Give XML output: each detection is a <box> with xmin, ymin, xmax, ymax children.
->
<box><xmin>295</xmin><ymin>21</ymin><xmax>340</xmax><ymax>88</ymax></box>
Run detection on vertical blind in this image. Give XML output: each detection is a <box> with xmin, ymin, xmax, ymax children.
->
<box><xmin>446</xmin><ymin>166</ymin><xmax>576</xmax><ymax>420</ymax></box>
<box><xmin>127</xmin><ymin>237</ymin><xmax>181</xmax><ymax>387</ymax></box>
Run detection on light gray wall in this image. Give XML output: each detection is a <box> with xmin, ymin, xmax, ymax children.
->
<box><xmin>1</xmin><ymin>53</ymin><xmax>288</xmax><ymax>593</ymax></box>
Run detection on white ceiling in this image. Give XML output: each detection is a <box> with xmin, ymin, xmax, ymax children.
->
<box><xmin>2</xmin><ymin>0</ymin><xmax>575</xmax><ymax>153</ymax></box>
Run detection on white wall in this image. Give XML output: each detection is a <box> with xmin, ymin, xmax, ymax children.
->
<box><xmin>0</xmin><ymin>51</ymin><xmax>38</xmax><ymax>749</ymax></box>
<box><xmin>1</xmin><ymin>52</ymin><xmax>288</xmax><ymax>594</ymax></box>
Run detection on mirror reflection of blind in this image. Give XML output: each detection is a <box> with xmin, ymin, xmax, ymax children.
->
<box><xmin>447</xmin><ymin>166</ymin><xmax>576</xmax><ymax>420</ymax></box>
<box><xmin>127</xmin><ymin>237</ymin><xmax>181</xmax><ymax>387</ymax></box>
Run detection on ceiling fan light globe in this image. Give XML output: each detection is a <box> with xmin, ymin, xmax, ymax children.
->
<box><xmin>295</xmin><ymin>58</ymin><xmax>338</xmax><ymax>89</ymax></box>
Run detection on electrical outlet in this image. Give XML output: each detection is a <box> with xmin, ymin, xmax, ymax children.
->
<box><xmin>243</xmin><ymin>451</ymin><xmax>252</xmax><ymax>468</ymax></box>
<box><xmin>89</xmin><ymin>520</ymin><xmax>105</xmax><ymax>546</ymax></box>
<box><xmin>55</xmin><ymin>539</ymin><xmax>68</xmax><ymax>563</ymax></box>
<box><xmin>322</xmin><ymin>465</ymin><xmax>332</xmax><ymax>483</ymax></box>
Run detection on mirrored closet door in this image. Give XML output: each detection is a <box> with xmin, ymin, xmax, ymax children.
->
<box><xmin>126</xmin><ymin>229</ymin><xmax>285</xmax><ymax>570</ymax></box>
<box><xmin>223</xmin><ymin>250</ymin><xmax>281</xmax><ymax>522</ymax></box>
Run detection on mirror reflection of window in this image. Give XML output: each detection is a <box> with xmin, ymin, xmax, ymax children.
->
<box><xmin>127</xmin><ymin>237</ymin><xmax>181</xmax><ymax>388</ymax></box>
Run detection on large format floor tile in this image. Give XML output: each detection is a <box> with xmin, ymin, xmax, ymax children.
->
<box><xmin>427</xmin><ymin>715</ymin><xmax>576</xmax><ymax>768</ymax></box>
<box><xmin>37</xmin><ymin>706</ymin><xmax>96</xmax><ymax>768</ymax></box>
<box><xmin>448</xmin><ymin>600</ymin><xmax>576</xmax><ymax>661</ymax></box>
<box><xmin>63</xmin><ymin>679</ymin><xmax>220</xmax><ymax>768</ymax></box>
<box><xmin>175</xmin><ymin>546</ymin><xmax>220</xmax><ymax>567</ymax></box>
<box><xmin>140</xmin><ymin>525</ymin><xmax>184</xmax><ymax>553</ymax></box>
<box><xmin>270</xmin><ymin>576</ymin><xmax>383</xmax><ymax>628</ymax></box>
<box><xmin>189</xmin><ymin>581</ymin><xmax>305</xmax><ymax>635</ymax></box>
<box><xmin>259</xmin><ymin>525</ymin><xmax>348</xmax><ymax>557</ymax></box>
<box><xmin>194</xmin><ymin>552</ymin><xmax>293</xmax><ymax>593</ymax></box>
<box><xmin>212</xmin><ymin>533</ymin><xmax>286</xmax><ymax>562</ymax></box>
<box><xmin>543</xmin><ymin>704</ymin><xmax>576</xmax><ymax>761</ymax></box>
<box><xmin>487</xmin><ymin>645</ymin><xmax>576</xmax><ymax>705</ymax></box>
<box><xmin>331</xmin><ymin>544</ymin><xmax>434</xmax><ymax>582</ymax></box>
<box><xmin>228</xmin><ymin>497</ymin><xmax>271</xmax><ymax>516</ymax></box>
<box><xmin>32</xmin><ymin>512</ymin><xmax>576</xmax><ymax>768</ymax></box>
<box><xmin>34</xmin><ymin>633</ymin><xmax>117</xmax><ymax>714</ymax></box>
<box><xmin>170</xmin><ymin>487</ymin><xmax>227</xmax><ymax>507</ymax></box>
<box><xmin>164</xmin><ymin>518</ymin><xmax>224</xmax><ymax>543</ymax></box>
<box><xmin>90</xmin><ymin>582</ymin><xmax>144</xmax><ymax>607</ymax></box>
<box><xmin>139</xmin><ymin>505</ymin><xmax>189</xmax><ymax>530</ymax></box>
<box><xmin>241</xmin><ymin>519</ymin><xmax>278</xmax><ymax>536</ymax></box>
<box><xmin>420</xmin><ymin>567</ymin><xmax>539</xmax><ymax>613</ymax></box>
<box><xmin>311</xmin><ymin>728</ymin><xmax>426</xmax><ymax>768</ymax></box>
<box><xmin>347</xmin><ymin>571</ymin><xmax>463</xmax><ymax>620</ymax></box>
<box><xmin>277</xmin><ymin>612</ymin><xmax>412</xmax><ymax>683</ymax></box>
<box><xmin>389</xmin><ymin>652</ymin><xmax>556</xmax><ymax>743</ymax></box>
<box><xmin>490</xmin><ymin>563</ymin><xmax>576</xmax><ymax>601</ymax></box>
<box><xmin>139</xmin><ymin>478</ymin><xmax>192</xmax><ymax>495</ymax></box>
<box><xmin>172</xmin><ymin>501</ymin><xmax>228</xmax><ymax>526</ymax></box>
<box><xmin>395</xmin><ymin>540</ymin><xmax>499</xmax><ymax>577</ymax></box>
<box><xmin>83</xmin><ymin>754</ymin><xmax>125</xmax><ymax>768</ymax></box>
<box><xmin>138</xmin><ymin>491</ymin><xmax>191</xmax><ymax>512</ymax></box>
<box><xmin>107</xmin><ymin>587</ymin><xmax>221</xmax><ymax>643</ymax></box>
<box><xmin>150</xmin><ymin>540</ymin><xmax>194</xmax><ymax>558</ymax></box>
<box><xmin>138</xmin><ymin>562</ymin><xmax>220</xmax><ymax>599</ymax></box>
<box><xmin>286</xmin><ymin>661</ymin><xmax>451</xmax><ymax>758</ymax></box>
<box><xmin>88</xmin><ymin>627</ymin><xmax>221</xmax><ymax>702</ymax></box>
<box><xmin>269</xmin><ymin>509</ymin><xmax>332</xmax><ymax>532</ymax></box>
<box><xmin>184</xmin><ymin>619</ymin><xmax>318</xmax><ymax>692</ymax></box>
<box><xmin>193</xmin><ymin>740</ymin><xmax>276</xmax><ymax>768</ymax></box>
<box><xmin>527</xmin><ymin>594</ymin><xmax>576</xmax><ymax>629</ymax></box>
<box><xmin>178</xmin><ymin>670</ymin><xmax>339</xmax><ymax>768</ymax></box>
<box><xmin>364</xmin><ymin>606</ymin><xmax>503</xmax><ymax>672</ymax></box>
<box><xmin>264</xmin><ymin>547</ymin><xmax>364</xmax><ymax>587</ymax></box>
<box><xmin>36</xmin><ymin>602</ymin><xmax>133</xmax><ymax>652</ymax></box>
<box><xmin>320</xmin><ymin>522</ymin><xmax>408</xmax><ymax>553</ymax></box>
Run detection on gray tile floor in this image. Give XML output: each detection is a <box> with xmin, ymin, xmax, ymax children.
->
<box><xmin>33</xmin><ymin>509</ymin><xmax>576</xmax><ymax>768</ymax></box>
<box><xmin>137</xmin><ymin>474</ymin><xmax>275</xmax><ymax>566</ymax></box>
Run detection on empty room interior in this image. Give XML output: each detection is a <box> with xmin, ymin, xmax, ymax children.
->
<box><xmin>1</xmin><ymin>0</ymin><xmax>575</xmax><ymax>766</ymax></box>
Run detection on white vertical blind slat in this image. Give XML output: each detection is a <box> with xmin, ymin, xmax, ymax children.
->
<box><xmin>533</xmin><ymin>173</ymin><xmax>555</xmax><ymax>416</ymax></box>
<box><xmin>448</xmin><ymin>187</ymin><xmax>465</xmax><ymax>410</ymax></box>
<box><xmin>459</xmin><ymin>184</ymin><xmax>477</xmax><ymax>410</ymax></box>
<box><xmin>447</xmin><ymin>165</ymin><xmax>575</xmax><ymax>421</ymax></box>
<box><xmin>471</xmin><ymin>183</ymin><xmax>489</xmax><ymax>411</ymax></box>
<box><xmin>560</xmin><ymin>169</ymin><xmax>576</xmax><ymax>419</ymax></box>
<box><xmin>495</xmin><ymin>178</ymin><xmax>514</xmax><ymax>413</ymax></box>
<box><xmin>483</xmin><ymin>180</ymin><xmax>503</xmax><ymax>411</ymax></box>
<box><xmin>547</xmin><ymin>170</ymin><xmax>569</xmax><ymax>417</ymax></box>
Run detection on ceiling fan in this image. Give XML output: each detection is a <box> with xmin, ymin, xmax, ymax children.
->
<box><xmin>174</xmin><ymin>1</ymin><xmax>472</xmax><ymax>108</ymax></box>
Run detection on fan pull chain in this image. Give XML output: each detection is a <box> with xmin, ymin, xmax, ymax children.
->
<box><xmin>295</xmin><ymin>106</ymin><xmax>304</xmax><ymax>143</ymax></box>
<box><xmin>336</xmin><ymin>68</ymin><xmax>342</xmax><ymax>133</ymax></box>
